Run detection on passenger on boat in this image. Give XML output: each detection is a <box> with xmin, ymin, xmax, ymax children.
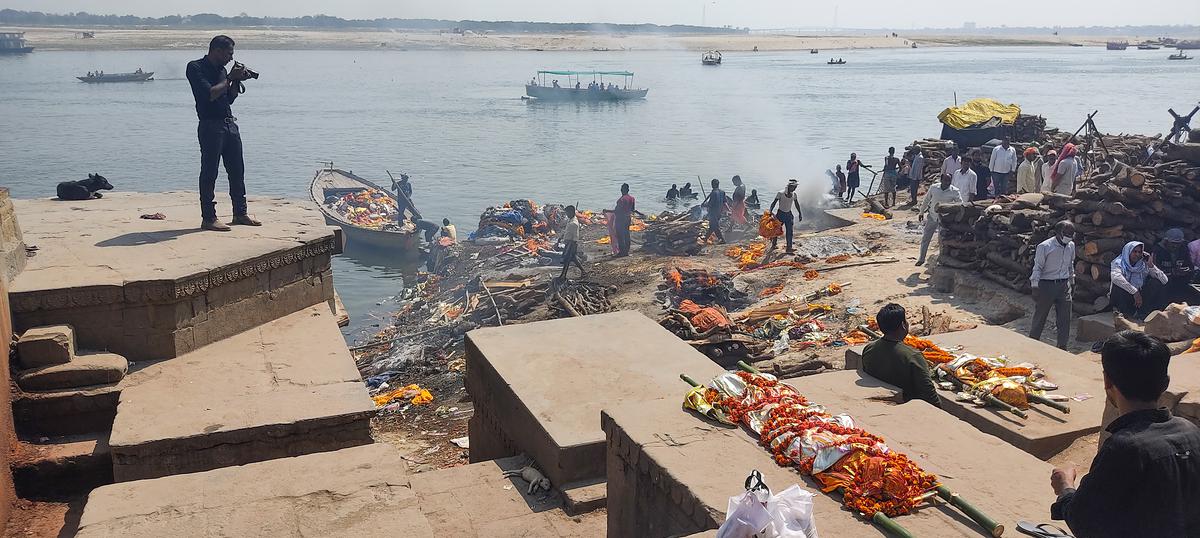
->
<box><xmin>666</xmin><ymin>184</ymin><xmax>679</xmax><ymax>201</ymax></box>
<box><xmin>393</xmin><ymin>174</ymin><xmax>413</xmax><ymax>223</ymax></box>
<box><xmin>530</xmin><ymin>77</ymin><xmax>537</xmax><ymax>86</ymax></box>
<box><xmin>575</xmin><ymin>81</ymin><xmax>581</xmax><ymax>89</ymax></box>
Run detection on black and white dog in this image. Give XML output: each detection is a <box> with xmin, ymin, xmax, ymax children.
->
<box><xmin>56</xmin><ymin>173</ymin><xmax>113</xmax><ymax>201</ymax></box>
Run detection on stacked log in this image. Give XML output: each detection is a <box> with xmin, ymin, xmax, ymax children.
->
<box><xmin>550</xmin><ymin>281</ymin><xmax>614</xmax><ymax>317</ymax></box>
<box><xmin>935</xmin><ymin>144</ymin><xmax>1200</xmax><ymax>315</ymax></box>
<box><xmin>1011</xmin><ymin>114</ymin><xmax>1047</xmax><ymax>143</ymax></box>
<box><xmin>643</xmin><ymin>216</ymin><xmax>706</xmax><ymax>256</ymax></box>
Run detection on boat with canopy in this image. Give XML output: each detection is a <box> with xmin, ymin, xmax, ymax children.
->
<box><xmin>525</xmin><ymin>70</ymin><xmax>648</xmax><ymax>101</ymax></box>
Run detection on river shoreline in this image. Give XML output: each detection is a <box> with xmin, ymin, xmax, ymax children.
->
<box><xmin>3</xmin><ymin>26</ymin><xmax>1114</xmax><ymax>52</ymax></box>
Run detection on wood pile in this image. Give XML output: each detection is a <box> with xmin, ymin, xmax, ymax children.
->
<box><xmin>643</xmin><ymin>212</ymin><xmax>706</xmax><ymax>256</ymax></box>
<box><xmin>935</xmin><ymin>145</ymin><xmax>1200</xmax><ymax>314</ymax></box>
<box><xmin>661</xmin><ymin>267</ymin><xmax>752</xmax><ymax>310</ymax></box>
<box><xmin>1010</xmin><ymin>114</ymin><xmax>1047</xmax><ymax>143</ymax></box>
<box><xmin>469</xmin><ymin>279</ymin><xmax>548</xmax><ymax>325</ymax></box>
<box><xmin>550</xmin><ymin>281</ymin><xmax>614</xmax><ymax>317</ymax></box>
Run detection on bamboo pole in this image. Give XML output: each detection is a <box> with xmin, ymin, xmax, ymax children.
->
<box><xmin>936</xmin><ymin>485</ymin><xmax>1004</xmax><ymax>537</ymax></box>
<box><xmin>1029</xmin><ymin>393</ymin><xmax>1070</xmax><ymax>414</ymax></box>
<box><xmin>681</xmin><ymin>374</ymin><xmax>700</xmax><ymax>387</ymax></box>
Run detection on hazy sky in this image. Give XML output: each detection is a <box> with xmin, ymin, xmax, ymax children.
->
<box><xmin>5</xmin><ymin>0</ymin><xmax>1198</xmax><ymax>29</ymax></box>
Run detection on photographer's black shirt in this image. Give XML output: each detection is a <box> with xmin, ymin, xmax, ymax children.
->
<box><xmin>186</xmin><ymin>57</ymin><xmax>237</xmax><ymax>120</ymax></box>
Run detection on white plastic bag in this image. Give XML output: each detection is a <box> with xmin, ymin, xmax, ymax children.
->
<box><xmin>717</xmin><ymin>482</ymin><xmax>819</xmax><ymax>538</ymax></box>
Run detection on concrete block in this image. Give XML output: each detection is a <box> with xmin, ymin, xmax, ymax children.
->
<box><xmin>78</xmin><ymin>444</ymin><xmax>427</xmax><ymax>538</ymax></box>
<box><xmin>17</xmin><ymin>325</ymin><xmax>76</xmax><ymax>368</ymax></box>
<box><xmin>603</xmin><ymin>370</ymin><xmax>1057</xmax><ymax>538</ymax></box>
<box><xmin>844</xmin><ymin>326</ymin><xmax>1106</xmax><ymax>460</ymax></box>
<box><xmin>110</xmin><ymin>306</ymin><xmax>374</xmax><ymax>481</ymax></box>
<box><xmin>465</xmin><ymin>310</ymin><xmax>725</xmax><ymax>488</ymax></box>
<box><xmin>13</xmin><ymin>383</ymin><xmax>122</xmax><ymax>437</ymax></box>
<box><xmin>1076</xmin><ymin>312</ymin><xmax>1116</xmax><ymax>343</ymax></box>
<box><xmin>18</xmin><ymin>352</ymin><xmax>128</xmax><ymax>391</ymax></box>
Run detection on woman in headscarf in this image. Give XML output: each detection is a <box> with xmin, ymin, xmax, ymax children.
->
<box><xmin>1110</xmin><ymin>240</ymin><xmax>1168</xmax><ymax>320</ymax></box>
<box><xmin>1016</xmin><ymin>147</ymin><xmax>1043</xmax><ymax>194</ymax></box>
<box><xmin>1044</xmin><ymin>143</ymin><xmax>1078</xmax><ymax>195</ymax></box>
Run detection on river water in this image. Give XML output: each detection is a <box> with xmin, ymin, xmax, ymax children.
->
<box><xmin>2</xmin><ymin>46</ymin><xmax>1197</xmax><ymax>337</ymax></box>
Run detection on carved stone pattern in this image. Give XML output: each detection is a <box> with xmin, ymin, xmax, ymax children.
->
<box><xmin>170</xmin><ymin>237</ymin><xmax>334</xmax><ymax>299</ymax></box>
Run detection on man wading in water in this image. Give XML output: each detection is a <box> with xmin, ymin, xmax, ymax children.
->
<box><xmin>187</xmin><ymin>35</ymin><xmax>260</xmax><ymax>231</ymax></box>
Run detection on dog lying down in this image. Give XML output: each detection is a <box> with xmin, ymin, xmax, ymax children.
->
<box><xmin>57</xmin><ymin>173</ymin><xmax>113</xmax><ymax>200</ymax></box>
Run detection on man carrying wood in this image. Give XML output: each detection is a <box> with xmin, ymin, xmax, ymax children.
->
<box><xmin>915</xmin><ymin>173</ymin><xmax>961</xmax><ymax>267</ymax></box>
<box><xmin>1029</xmin><ymin>221</ymin><xmax>1076</xmax><ymax>349</ymax></box>
<box><xmin>861</xmin><ymin>304</ymin><xmax>940</xmax><ymax>406</ymax></box>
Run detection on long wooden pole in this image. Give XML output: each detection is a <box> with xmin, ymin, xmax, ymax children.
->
<box><xmin>386</xmin><ymin>170</ymin><xmax>423</xmax><ymax>220</ymax></box>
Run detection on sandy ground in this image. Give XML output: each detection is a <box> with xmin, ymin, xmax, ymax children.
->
<box><xmin>358</xmin><ymin>197</ymin><xmax>1099</xmax><ymax>474</ymax></box>
<box><xmin>3</xmin><ymin>26</ymin><xmax>1107</xmax><ymax>51</ymax></box>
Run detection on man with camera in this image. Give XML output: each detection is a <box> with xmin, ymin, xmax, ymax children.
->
<box><xmin>186</xmin><ymin>35</ymin><xmax>261</xmax><ymax>231</ymax></box>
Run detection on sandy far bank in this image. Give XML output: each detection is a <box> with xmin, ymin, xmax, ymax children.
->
<box><xmin>3</xmin><ymin>26</ymin><xmax>1101</xmax><ymax>52</ymax></box>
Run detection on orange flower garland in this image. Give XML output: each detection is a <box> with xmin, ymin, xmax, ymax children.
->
<box><xmin>701</xmin><ymin>372</ymin><xmax>940</xmax><ymax>518</ymax></box>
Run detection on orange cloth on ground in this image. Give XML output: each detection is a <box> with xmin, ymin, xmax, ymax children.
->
<box><xmin>691</xmin><ymin>307</ymin><xmax>732</xmax><ymax>332</ymax></box>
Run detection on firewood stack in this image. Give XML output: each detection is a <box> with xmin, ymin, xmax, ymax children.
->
<box><xmin>643</xmin><ymin>214</ymin><xmax>707</xmax><ymax>256</ymax></box>
<box><xmin>1011</xmin><ymin>114</ymin><xmax>1047</xmax><ymax>143</ymax></box>
<box><xmin>661</xmin><ymin>267</ymin><xmax>752</xmax><ymax>310</ymax></box>
<box><xmin>550</xmin><ymin>281</ymin><xmax>614</xmax><ymax>317</ymax></box>
<box><xmin>935</xmin><ymin>143</ymin><xmax>1200</xmax><ymax>315</ymax></box>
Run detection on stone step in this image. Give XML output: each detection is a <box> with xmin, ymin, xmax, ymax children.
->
<box><xmin>17</xmin><ymin>351</ymin><xmax>128</xmax><ymax>391</ymax></box>
<box><xmin>109</xmin><ymin>305</ymin><xmax>375</xmax><ymax>482</ymax></box>
<box><xmin>560</xmin><ymin>480</ymin><xmax>607</xmax><ymax>516</ymax></box>
<box><xmin>76</xmin><ymin>444</ymin><xmax>431</xmax><ymax>537</ymax></box>
<box><xmin>16</xmin><ymin>324</ymin><xmax>76</xmax><ymax>369</ymax></box>
<box><xmin>13</xmin><ymin>382</ymin><xmax>122</xmax><ymax>437</ymax></box>
<box><xmin>12</xmin><ymin>433</ymin><xmax>113</xmax><ymax>500</ymax></box>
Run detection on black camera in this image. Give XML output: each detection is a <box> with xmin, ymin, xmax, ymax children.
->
<box><xmin>231</xmin><ymin>61</ymin><xmax>259</xmax><ymax>80</ymax></box>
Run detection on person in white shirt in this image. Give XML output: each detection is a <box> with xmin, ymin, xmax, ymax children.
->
<box><xmin>941</xmin><ymin>147</ymin><xmax>961</xmax><ymax>181</ymax></box>
<box><xmin>1039</xmin><ymin>149</ymin><xmax>1057</xmax><ymax>191</ymax></box>
<box><xmin>1029</xmin><ymin>221</ymin><xmax>1076</xmax><ymax>349</ymax></box>
<box><xmin>915</xmin><ymin>173</ymin><xmax>962</xmax><ymax>267</ymax></box>
<box><xmin>770</xmin><ymin>179</ymin><xmax>803</xmax><ymax>254</ymax></box>
<box><xmin>988</xmin><ymin>137</ymin><xmax>1018</xmax><ymax>196</ymax></box>
<box><xmin>905</xmin><ymin>147</ymin><xmax>925</xmax><ymax>206</ymax></box>
<box><xmin>1110</xmin><ymin>240</ymin><xmax>1168</xmax><ymax>321</ymax></box>
<box><xmin>557</xmin><ymin>205</ymin><xmax>584</xmax><ymax>280</ymax></box>
<box><xmin>440</xmin><ymin>218</ymin><xmax>457</xmax><ymax>243</ymax></box>
<box><xmin>950</xmin><ymin>156</ymin><xmax>977</xmax><ymax>203</ymax></box>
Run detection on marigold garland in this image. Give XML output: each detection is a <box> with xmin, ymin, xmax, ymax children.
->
<box><xmin>700</xmin><ymin>371</ymin><xmax>939</xmax><ymax>518</ymax></box>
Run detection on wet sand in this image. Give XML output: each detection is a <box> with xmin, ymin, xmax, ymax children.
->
<box><xmin>6</xmin><ymin>26</ymin><xmax>1103</xmax><ymax>52</ymax></box>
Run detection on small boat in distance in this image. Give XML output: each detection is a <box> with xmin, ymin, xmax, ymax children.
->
<box><xmin>77</xmin><ymin>68</ymin><xmax>154</xmax><ymax>83</ymax></box>
<box><xmin>1106</xmin><ymin>41</ymin><xmax>1128</xmax><ymax>50</ymax></box>
<box><xmin>827</xmin><ymin>58</ymin><xmax>847</xmax><ymax>65</ymax></box>
<box><xmin>525</xmin><ymin>70</ymin><xmax>648</xmax><ymax>101</ymax></box>
<box><xmin>1168</xmin><ymin>52</ymin><xmax>1193</xmax><ymax>61</ymax></box>
<box><xmin>0</xmin><ymin>31</ymin><xmax>33</xmax><ymax>53</ymax></box>
<box><xmin>810</xmin><ymin>49</ymin><xmax>819</xmax><ymax>54</ymax></box>
<box><xmin>1137</xmin><ymin>44</ymin><xmax>1161</xmax><ymax>50</ymax></box>
<box><xmin>701</xmin><ymin>50</ymin><xmax>722</xmax><ymax>65</ymax></box>
<box><xmin>309</xmin><ymin>166</ymin><xmax>418</xmax><ymax>251</ymax></box>
<box><xmin>1069</xmin><ymin>43</ymin><xmax>1084</xmax><ymax>47</ymax></box>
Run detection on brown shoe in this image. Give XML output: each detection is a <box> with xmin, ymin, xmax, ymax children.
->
<box><xmin>201</xmin><ymin>219</ymin><xmax>231</xmax><ymax>232</ymax></box>
<box><xmin>230</xmin><ymin>215</ymin><xmax>262</xmax><ymax>226</ymax></box>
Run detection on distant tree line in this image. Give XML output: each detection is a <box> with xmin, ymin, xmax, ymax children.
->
<box><xmin>0</xmin><ymin>9</ymin><xmax>746</xmax><ymax>34</ymax></box>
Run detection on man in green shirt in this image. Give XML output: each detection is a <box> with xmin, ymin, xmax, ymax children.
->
<box><xmin>861</xmin><ymin>304</ymin><xmax>940</xmax><ymax>406</ymax></box>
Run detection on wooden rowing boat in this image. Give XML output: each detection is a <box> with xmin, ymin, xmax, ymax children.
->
<box><xmin>309</xmin><ymin>167</ymin><xmax>419</xmax><ymax>251</ymax></box>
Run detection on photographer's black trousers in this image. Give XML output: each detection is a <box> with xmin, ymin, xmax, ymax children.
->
<box><xmin>197</xmin><ymin>118</ymin><xmax>247</xmax><ymax>221</ymax></box>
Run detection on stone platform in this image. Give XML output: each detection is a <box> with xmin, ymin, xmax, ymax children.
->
<box><xmin>109</xmin><ymin>305</ymin><xmax>375</xmax><ymax>481</ymax></box>
<box><xmin>845</xmin><ymin>326</ymin><xmax>1106</xmax><ymax>459</ymax></box>
<box><xmin>603</xmin><ymin>370</ymin><xmax>1057</xmax><ymax>538</ymax></box>
<box><xmin>10</xmin><ymin>192</ymin><xmax>338</xmax><ymax>361</ymax></box>
<box><xmin>77</xmin><ymin>444</ymin><xmax>426</xmax><ymax>537</ymax></box>
<box><xmin>78</xmin><ymin>443</ymin><xmax>607</xmax><ymax>537</ymax></box>
<box><xmin>465</xmin><ymin>310</ymin><xmax>725</xmax><ymax>488</ymax></box>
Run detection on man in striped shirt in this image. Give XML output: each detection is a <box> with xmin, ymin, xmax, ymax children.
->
<box><xmin>1029</xmin><ymin>221</ymin><xmax>1076</xmax><ymax>349</ymax></box>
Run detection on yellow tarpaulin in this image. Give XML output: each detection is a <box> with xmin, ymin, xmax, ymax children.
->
<box><xmin>937</xmin><ymin>98</ymin><xmax>1021</xmax><ymax>130</ymax></box>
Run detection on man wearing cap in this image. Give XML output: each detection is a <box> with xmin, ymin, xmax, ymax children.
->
<box><xmin>1147</xmin><ymin>228</ymin><xmax>1196</xmax><ymax>310</ymax></box>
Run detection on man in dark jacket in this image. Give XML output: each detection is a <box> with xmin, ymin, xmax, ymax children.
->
<box><xmin>861</xmin><ymin>304</ymin><xmax>940</xmax><ymax>406</ymax></box>
<box><xmin>1050</xmin><ymin>330</ymin><xmax>1200</xmax><ymax>537</ymax></box>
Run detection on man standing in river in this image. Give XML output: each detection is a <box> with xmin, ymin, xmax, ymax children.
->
<box><xmin>187</xmin><ymin>35</ymin><xmax>260</xmax><ymax>231</ymax></box>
